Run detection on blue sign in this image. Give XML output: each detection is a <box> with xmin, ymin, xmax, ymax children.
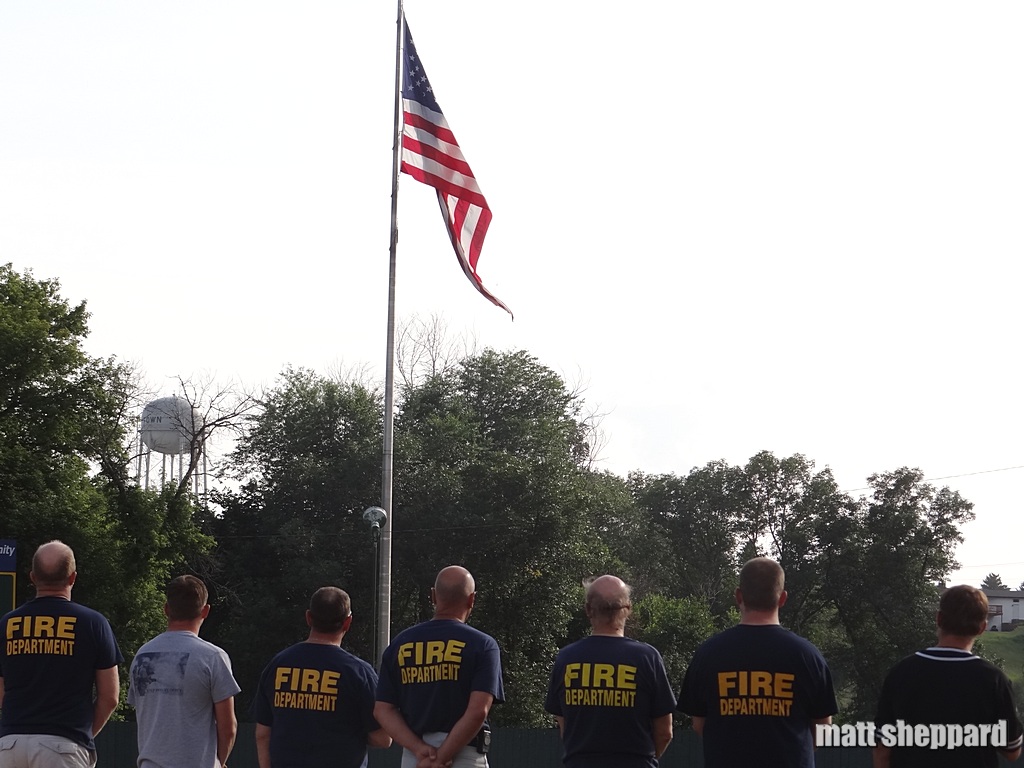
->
<box><xmin>0</xmin><ymin>539</ymin><xmax>15</xmax><ymax>571</ymax></box>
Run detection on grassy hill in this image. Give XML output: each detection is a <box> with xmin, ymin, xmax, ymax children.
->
<box><xmin>976</xmin><ymin>627</ymin><xmax>1024</xmax><ymax>683</ymax></box>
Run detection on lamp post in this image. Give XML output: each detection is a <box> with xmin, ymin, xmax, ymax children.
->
<box><xmin>362</xmin><ymin>506</ymin><xmax>388</xmax><ymax>666</ymax></box>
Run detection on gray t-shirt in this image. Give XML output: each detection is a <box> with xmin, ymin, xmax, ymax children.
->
<box><xmin>129</xmin><ymin>630</ymin><xmax>241</xmax><ymax>768</ymax></box>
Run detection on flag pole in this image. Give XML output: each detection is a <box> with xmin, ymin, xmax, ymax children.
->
<box><xmin>376</xmin><ymin>0</ymin><xmax>405</xmax><ymax>668</ymax></box>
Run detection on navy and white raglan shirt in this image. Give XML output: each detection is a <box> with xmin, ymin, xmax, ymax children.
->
<box><xmin>255</xmin><ymin>642</ymin><xmax>382</xmax><ymax>768</ymax></box>
<box><xmin>874</xmin><ymin>646</ymin><xmax>1024</xmax><ymax>768</ymax></box>
<box><xmin>677</xmin><ymin>624</ymin><xmax>837</xmax><ymax>768</ymax></box>
<box><xmin>0</xmin><ymin>596</ymin><xmax>124</xmax><ymax>750</ymax></box>
<box><xmin>375</xmin><ymin>619</ymin><xmax>504</xmax><ymax>736</ymax></box>
<box><xmin>544</xmin><ymin>635</ymin><xmax>677</xmax><ymax>768</ymax></box>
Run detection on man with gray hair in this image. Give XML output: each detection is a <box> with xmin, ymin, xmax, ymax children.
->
<box><xmin>254</xmin><ymin>586</ymin><xmax>391</xmax><ymax>768</ymax></box>
<box><xmin>545</xmin><ymin>575</ymin><xmax>676</xmax><ymax>767</ymax></box>
<box><xmin>0</xmin><ymin>540</ymin><xmax>123</xmax><ymax>768</ymax></box>
<box><xmin>677</xmin><ymin>557</ymin><xmax>837</xmax><ymax>768</ymax></box>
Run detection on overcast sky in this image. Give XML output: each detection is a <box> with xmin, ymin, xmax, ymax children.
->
<box><xmin>2</xmin><ymin>1</ymin><xmax>1022</xmax><ymax>589</ymax></box>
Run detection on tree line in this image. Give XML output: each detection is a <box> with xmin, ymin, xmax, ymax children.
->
<box><xmin>0</xmin><ymin>264</ymin><xmax>983</xmax><ymax>726</ymax></box>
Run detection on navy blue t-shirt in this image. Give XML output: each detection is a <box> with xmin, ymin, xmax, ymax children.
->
<box><xmin>0</xmin><ymin>596</ymin><xmax>124</xmax><ymax>749</ymax></box>
<box><xmin>375</xmin><ymin>619</ymin><xmax>504</xmax><ymax>735</ymax></box>
<box><xmin>255</xmin><ymin>642</ymin><xmax>381</xmax><ymax>768</ymax></box>
<box><xmin>677</xmin><ymin>624</ymin><xmax>837</xmax><ymax>768</ymax></box>
<box><xmin>544</xmin><ymin>635</ymin><xmax>677</xmax><ymax>768</ymax></box>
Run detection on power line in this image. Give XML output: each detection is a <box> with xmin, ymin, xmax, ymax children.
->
<box><xmin>955</xmin><ymin>561</ymin><xmax>1024</xmax><ymax>570</ymax></box>
<box><xmin>214</xmin><ymin>521</ymin><xmax>517</xmax><ymax>540</ymax></box>
<box><xmin>843</xmin><ymin>463</ymin><xmax>1024</xmax><ymax>494</ymax></box>
<box><xmin>924</xmin><ymin>464</ymin><xmax>1024</xmax><ymax>483</ymax></box>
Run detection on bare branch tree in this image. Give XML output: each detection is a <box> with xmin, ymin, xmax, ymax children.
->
<box><xmin>325</xmin><ymin>359</ymin><xmax>380</xmax><ymax>391</ymax></box>
<box><xmin>579</xmin><ymin>402</ymin><xmax>611</xmax><ymax>471</ymax></box>
<box><xmin>135</xmin><ymin>374</ymin><xmax>260</xmax><ymax>500</ymax></box>
<box><xmin>395</xmin><ymin>313</ymin><xmax>478</xmax><ymax>390</ymax></box>
<box><xmin>85</xmin><ymin>357</ymin><xmax>153</xmax><ymax>494</ymax></box>
<box><xmin>172</xmin><ymin>374</ymin><xmax>260</xmax><ymax>498</ymax></box>
<box><xmin>563</xmin><ymin>367</ymin><xmax>611</xmax><ymax>471</ymax></box>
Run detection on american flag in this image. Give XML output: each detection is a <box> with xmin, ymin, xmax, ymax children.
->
<box><xmin>401</xmin><ymin>19</ymin><xmax>512</xmax><ymax>316</ymax></box>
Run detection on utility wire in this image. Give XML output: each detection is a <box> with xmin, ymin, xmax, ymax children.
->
<box><xmin>843</xmin><ymin>463</ymin><xmax>1024</xmax><ymax>494</ymax></box>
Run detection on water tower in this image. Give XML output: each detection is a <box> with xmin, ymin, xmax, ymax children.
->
<box><xmin>137</xmin><ymin>396</ymin><xmax>207</xmax><ymax>496</ymax></box>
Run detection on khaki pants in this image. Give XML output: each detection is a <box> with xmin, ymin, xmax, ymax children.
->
<box><xmin>0</xmin><ymin>735</ymin><xmax>96</xmax><ymax>768</ymax></box>
<box><xmin>401</xmin><ymin>732</ymin><xmax>488</xmax><ymax>768</ymax></box>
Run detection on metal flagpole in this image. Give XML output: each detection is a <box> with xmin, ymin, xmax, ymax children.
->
<box><xmin>376</xmin><ymin>0</ymin><xmax>406</xmax><ymax>669</ymax></box>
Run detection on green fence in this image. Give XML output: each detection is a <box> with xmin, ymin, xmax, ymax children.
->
<box><xmin>95</xmin><ymin>722</ymin><xmax>872</xmax><ymax>767</ymax></box>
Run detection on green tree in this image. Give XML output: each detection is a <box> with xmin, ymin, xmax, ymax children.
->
<box><xmin>981</xmin><ymin>573</ymin><xmax>1008</xmax><ymax>590</ymax></box>
<box><xmin>579</xmin><ymin>470</ymin><xmax>655</xmax><ymax>593</ymax></box>
<box><xmin>207</xmin><ymin>352</ymin><xmax>618</xmax><ymax>725</ymax></box>
<box><xmin>628</xmin><ymin>464</ymin><xmax>740</xmax><ymax>613</ymax></box>
<box><xmin>207</xmin><ymin>368</ymin><xmax>385</xmax><ymax>713</ymax></box>
<box><xmin>1</xmin><ymin>263</ymin><xmax>104</xmax><ymax>569</ymax></box>
<box><xmin>816</xmin><ymin>468</ymin><xmax>974</xmax><ymax>718</ymax></box>
<box><xmin>738</xmin><ymin>452</ymin><xmax>852</xmax><ymax>636</ymax></box>
<box><xmin>392</xmin><ymin>349</ymin><xmax>611</xmax><ymax>725</ymax></box>
<box><xmin>629</xmin><ymin>593</ymin><xmax>716</xmax><ymax>694</ymax></box>
<box><xmin>0</xmin><ymin>264</ymin><xmax>213</xmax><ymax>711</ymax></box>
<box><xmin>625</xmin><ymin>452</ymin><xmax>974</xmax><ymax>721</ymax></box>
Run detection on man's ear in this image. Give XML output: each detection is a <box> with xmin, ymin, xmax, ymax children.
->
<box><xmin>305</xmin><ymin>610</ymin><xmax>314</xmax><ymax>628</ymax></box>
<box><xmin>778</xmin><ymin>590</ymin><xmax>788</xmax><ymax>608</ymax></box>
<box><xmin>162</xmin><ymin>603</ymin><xmax>171</xmax><ymax>617</ymax></box>
<box><xmin>467</xmin><ymin>592</ymin><xmax>477</xmax><ymax>610</ymax></box>
<box><xmin>200</xmin><ymin>603</ymin><xmax>211</xmax><ymax>619</ymax></box>
<box><xmin>342</xmin><ymin>614</ymin><xmax>354</xmax><ymax>632</ymax></box>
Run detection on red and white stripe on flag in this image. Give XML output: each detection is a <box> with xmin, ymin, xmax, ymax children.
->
<box><xmin>400</xmin><ymin>85</ymin><xmax>511</xmax><ymax>315</ymax></box>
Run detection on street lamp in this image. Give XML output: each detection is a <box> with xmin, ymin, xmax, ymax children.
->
<box><xmin>362</xmin><ymin>506</ymin><xmax>388</xmax><ymax>664</ymax></box>
<box><xmin>363</xmin><ymin>506</ymin><xmax>387</xmax><ymax>541</ymax></box>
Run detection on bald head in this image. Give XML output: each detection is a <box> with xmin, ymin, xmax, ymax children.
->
<box><xmin>31</xmin><ymin>540</ymin><xmax>76</xmax><ymax>591</ymax></box>
<box><xmin>434</xmin><ymin>566</ymin><xmax>475</xmax><ymax>604</ymax></box>
<box><xmin>585</xmin><ymin>575</ymin><xmax>632</xmax><ymax>634</ymax></box>
<box><xmin>431</xmin><ymin>566</ymin><xmax>476</xmax><ymax>620</ymax></box>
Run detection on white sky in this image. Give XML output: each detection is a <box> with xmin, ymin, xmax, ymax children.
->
<box><xmin>2</xmin><ymin>2</ymin><xmax>1022</xmax><ymax>589</ymax></box>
